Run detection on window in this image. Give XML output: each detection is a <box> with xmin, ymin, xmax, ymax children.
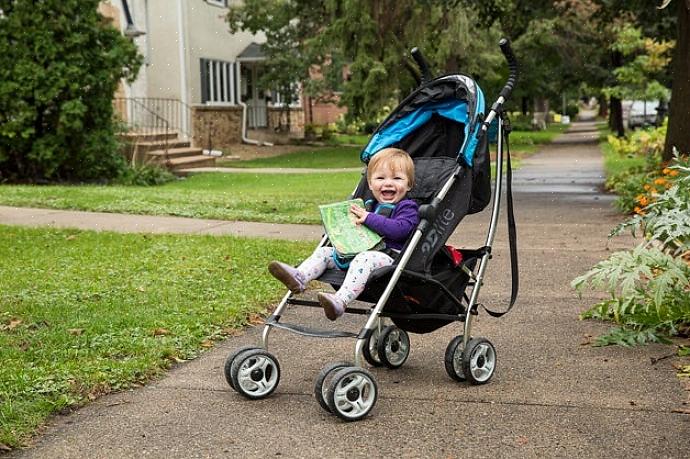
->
<box><xmin>205</xmin><ymin>0</ymin><xmax>228</xmax><ymax>7</ymax></box>
<box><xmin>200</xmin><ymin>58</ymin><xmax>237</xmax><ymax>105</ymax></box>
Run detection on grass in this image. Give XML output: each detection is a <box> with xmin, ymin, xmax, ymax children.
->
<box><xmin>219</xmin><ymin>145</ymin><xmax>363</xmax><ymax>169</ymax></box>
<box><xmin>0</xmin><ymin>124</ymin><xmax>567</xmax><ymax>225</ymax></box>
<box><xmin>0</xmin><ymin>172</ymin><xmax>361</xmax><ymax>225</ymax></box>
<box><xmin>0</xmin><ymin>225</ymin><xmax>313</xmax><ymax>449</ymax></box>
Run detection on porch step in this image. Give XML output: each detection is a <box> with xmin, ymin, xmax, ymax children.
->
<box><xmin>146</xmin><ymin>147</ymin><xmax>204</xmax><ymax>160</ymax></box>
<box><xmin>121</xmin><ymin>130</ymin><xmax>180</xmax><ymax>143</ymax></box>
<box><xmin>134</xmin><ymin>139</ymin><xmax>191</xmax><ymax>153</ymax></box>
<box><xmin>166</xmin><ymin>155</ymin><xmax>216</xmax><ymax>171</ymax></box>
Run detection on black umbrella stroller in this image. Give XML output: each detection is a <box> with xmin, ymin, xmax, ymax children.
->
<box><xmin>224</xmin><ymin>39</ymin><xmax>520</xmax><ymax>421</ymax></box>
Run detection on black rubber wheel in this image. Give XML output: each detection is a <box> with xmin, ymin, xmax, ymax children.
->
<box><xmin>377</xmin><ymin>325</ymin><xmax>410</xmax><ymax>369</ymax></box>
<box><xmin>313</xmin><ymin>361</ymin><xmax>352</xmax><ymax>413</ymax></box>
<box><xmin>325</xmin><ymin>367</ymin><xmax>378</xmax><ymax>421</ymax></box>
<box><xmin>462</xmin><ymin>337</ymin><xmax>496</xmax><ymax>385</ymax></box>
<box><xmin>224</xmin><ymin>345</ymin><xmax>260</xmax><ymax>390</ymax></box>
<box><xmin>230</xmin><ymin>348</ymin><xmax>281</xmax><ymax>399</ymax></box>
<box><xmin>444</xmin><ymin>335</ymin><xmax>467</xmax><ymax>382</ymax></box>
<box><xmin>362</xmin><ymin>327</ymin><xmax>383</xmax><ymax>367</ymax></box>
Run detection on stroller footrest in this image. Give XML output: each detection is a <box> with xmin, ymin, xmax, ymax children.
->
<box><xmin>266</xmin><ymin>319</ymin><xmax>358</xmax><ymax>339</ymax></box>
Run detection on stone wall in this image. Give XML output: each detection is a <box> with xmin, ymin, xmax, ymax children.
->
<box><xmin>191</xmin><ymin>105</ymin><xmax>244</xmax><ymax>152</ymax></box>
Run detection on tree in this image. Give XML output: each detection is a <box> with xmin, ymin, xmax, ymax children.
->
<box><xmin>661</xmin><ymin>0</ymin><xmax>690</xmax><ymax>159</ymax></box>
<box><xmin>227</xmin><ymin>0</ymin><xmax>505</xmax><ymax>123</ymax></box>
<box><xmin>0</xmin><ymin>0</ymin><xmax>141</xmax><ymax>182</ymax></box>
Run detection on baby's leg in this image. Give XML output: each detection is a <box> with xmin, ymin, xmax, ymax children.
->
<box><xmin>335</xmin><ymin>251</ymin><xmax>393</xmax><ymax>305</ymax></box>
<box><xmin>269</xmin><ymin>247</ymin><xmax>335</xmax><ymax>293</ymax></box>
<box><xmin>297</xmin><ymin>246</ymin><xmax>337</xmax><ymax>282</ymax></box>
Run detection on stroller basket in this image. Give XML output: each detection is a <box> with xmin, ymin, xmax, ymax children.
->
<box><xmin>223</xmin><ymin>39</ymin><xmax>520</xmax><ymax>422</ymax></box>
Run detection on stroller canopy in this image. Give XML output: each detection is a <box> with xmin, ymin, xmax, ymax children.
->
<box><xmin>361</xmin><ymin>75</ymin><xmax>486</xmax><ymax>168</ymax></box>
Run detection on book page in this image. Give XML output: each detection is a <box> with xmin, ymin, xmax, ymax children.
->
<box><xmin>319</xmin><ymin>199</ymin><xmax>383</xmax><ymax>257</ymax></box>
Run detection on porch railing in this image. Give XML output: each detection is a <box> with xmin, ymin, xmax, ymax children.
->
<box><xmin>113</xmin><ymin>97</ymin><xmax>192</xmax><ymax>140</ymax></box>
<box><xmin>113</xmin><ymin>97</ymin><xmax>170</xmax><ymax>165</ymax></box>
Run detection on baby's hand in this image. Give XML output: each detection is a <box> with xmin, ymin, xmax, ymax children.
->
<box><xmin>350</xmin><ymin>204</ymin><xmax>368</xmax><ymax>225</ymax></box>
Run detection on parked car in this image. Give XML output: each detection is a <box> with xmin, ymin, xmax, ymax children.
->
<box><xmin>625</xmin><ymin>100</ymin><xmax>660</xmax><ymax>129</ymax></box>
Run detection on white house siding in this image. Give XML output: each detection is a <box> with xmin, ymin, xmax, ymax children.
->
<box><xmin>120</xmin><ymin>0</ymin><xmax>264</xmax><ymax>105</ymax></box>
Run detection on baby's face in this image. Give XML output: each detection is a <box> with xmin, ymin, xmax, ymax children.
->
<box><xmin>368</xmin><ymin>165</ymin><xmax>411</xmax><ymax>204</ymax></box>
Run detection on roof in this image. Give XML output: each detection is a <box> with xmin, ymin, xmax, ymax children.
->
<box><xmin>237</xmin><ymin>42</ymin><xmax>265</xmax><ymax>62</ymax></box>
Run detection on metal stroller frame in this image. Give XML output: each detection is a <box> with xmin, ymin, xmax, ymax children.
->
<box><xmin>224</xmin><ymin>39</ymin><xmax>519</xmax><ymax>421</ymax></box>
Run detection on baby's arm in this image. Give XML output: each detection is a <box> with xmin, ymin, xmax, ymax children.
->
<box><xmin>364</xmin><ymin>201</ymin><xmax>419</xmax><ymax>241</ymax></box>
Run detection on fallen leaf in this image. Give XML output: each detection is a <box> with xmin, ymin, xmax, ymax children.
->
<box><xmin>7</xmin><ymin>318</ymin><xmax>22</xmax><ymax>330</ymax></box>
<box><xmin>136</xmin><ymin>286</ymin><xmax>146</xmax><ymax>292</ymax></box>
<box><xmin>68</xmin><ymin>328</ymin><xmax>84</xmax><ymax>336</ymax></box>
<box><xmin>200</xmin><ymin>339</ymin><xmax>214</xmax><ymax>348</ymax></box>
<box><xmin>248</xmin><ymin>313</ymin><xmax>264</xmax><ymax>326</ymax></box>
<box><xmin>66</xmin><ymin>235</ymin><xmax>77</xmax><ymax>241</ymax></box>
<box><xmin>0</xmin><ymin>443</ymin><xmax>11</xmax><ymax>452</ymax></box>
<box><xmin>515</xmin><ymin>436</ymin><xmax>529</xmax><ymax>446</ymax></box>
<box><xmin>671</xmin><ymin>408</ymin><xmax>690</xmax><ymax>414</ymax></box>
<box><xmin>152</xmin><ymin>328</ymin><xmax>171</xmax><ymax>336</ymax></box>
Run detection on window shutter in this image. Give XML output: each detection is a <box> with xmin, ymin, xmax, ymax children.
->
<box><xmin>200</xmin><ymin>58</ymin><xmax>210</xmax><ymax>104</ymax></box>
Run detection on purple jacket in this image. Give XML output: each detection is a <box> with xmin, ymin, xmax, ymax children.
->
<box><xmin>364</xmin><ymin>199</ymin><xmax>420</xmax><ymax>251</ymax></box>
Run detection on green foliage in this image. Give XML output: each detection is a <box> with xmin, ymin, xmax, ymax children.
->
<box><xmin>0</xmin><ymin>0</ymin><xmax>142</xmax><ymax>183</ymax></box>
<box><xmin>573</xmin><ymin>152</ymin><xmax>690</xmax><ymax>345</ymax></box>
<box><xmin>115</xmin><ymin>165</ymin><xmax>177</xmax><ymax>186</ymax></box>
<box><xmin>227</xmin><ymin>1</ymin><xmax>505</xmax><ymax>123</ymax></box>
<box><xmin>603</xmin><ymin>23</ymin><xmax>673</xmax><ymax>102</ymax></box>
<box><xmin>604</xmin><ymin>122</ymin><xmax>667</xmax><ymax>213</ymax></box>
<box><xmin>0</xmin><ymin>225</ymin><xmax>312</xmax><ymax>448</ymax></box>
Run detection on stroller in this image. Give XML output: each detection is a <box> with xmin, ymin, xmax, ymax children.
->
<box><xmin>224</xmin><ymin>39</ymin><xmax>520</xmax><ymax>421</ymax></box>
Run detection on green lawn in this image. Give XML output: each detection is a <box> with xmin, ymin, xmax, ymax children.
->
<box><xmin>0</xmin><ymin>125</ymin><xmax>567</xmax><ymax>225</ymax></box>
<box><xmin>0</xmin><ymin>172</ymin><xmax>361</xmax><ymax>225</ymax></box>
<box><xmin>219</xmin><ymin>145</ymin><xmax>363</xmax><ymax>169</ymax></box>
<box><xmin>0</xmin><ymin>225</ymin><xmax>312</xmax><ymax>449</ymax></box>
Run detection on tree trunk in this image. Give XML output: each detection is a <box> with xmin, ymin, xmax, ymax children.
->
<box><xmin>663</xmin><ymin>1</ymin><xmax>690</xmax><ymax>160</ymax></box>
<box><xmin>609</xmin><ymin>96</ymin><xmax>625</xmax><ymax>137</ymax></box>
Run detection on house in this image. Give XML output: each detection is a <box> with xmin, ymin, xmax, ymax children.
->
<box><xmin>103</xmin><ymin>0</ymin><xmax>346</xmax><ymax>162</ymax></box>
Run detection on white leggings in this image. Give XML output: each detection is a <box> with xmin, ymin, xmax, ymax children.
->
<box><xmin>297</xmin><ymin>247</ymin><xmax>394</xmax><ymax>305</ymax></box>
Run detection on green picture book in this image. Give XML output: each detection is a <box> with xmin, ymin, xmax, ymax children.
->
<box><xmin>319</xmin><ymin>199</ymin><xmax>383</xmax><ymax>257</ymax></box>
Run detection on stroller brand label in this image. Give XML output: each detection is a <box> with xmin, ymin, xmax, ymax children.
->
<box><xmin>422</xmin><ymin>209</ymin><xmax>455</xmax><ymax>254</ymax></box>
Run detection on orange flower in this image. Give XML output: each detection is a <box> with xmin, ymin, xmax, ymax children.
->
<box><xmin>633</xmin><ymin>206</ymin><xmax>646</xmax><ymax>215</ymax></box>
<box><xmin>669</xmin><ymin>170</ymin><xmax>679</xmax><ymax>177</ymax></box>
<box><xmin>654</xmin><ymin>177</ymin><xmax>667</xmax><ymax>186</ymax></box>
<box><xmin>643</xmin><ymin>184</ymin><xmax>652</xmax><ymax>191</ymax></box>
<box><xmin>636</xmin><ymin>195</ymin><xmax>649</xmax><ymax>206</ymax></box>
<box><xmin>662</xmin><ymin>167</ymin><xmax>672</xmax><ymax>175</ymax></box>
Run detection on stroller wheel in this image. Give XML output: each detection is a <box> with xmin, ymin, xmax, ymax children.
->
<box><xmin>224</xmin><ymin>345</ymin><xmax>261</xmax><ymax>390</ymax></box>
<box><xmin>462</xmin><ymin>337</ymin><xmax>496</xmax><ymax>385</ymax></box>
<box><xmin>313</xmin><ymin>361</ymin><xmax>352</xmax><ymax>413</ymax></box>
<box><xmin>230</xmin><ymin>348</ymin><xmax>281</xmax><ymax>399</ymax></box>
<box><xmin>326</xmin><ymin>367</ymin><xmax>378</xmax><ymax>421</ymax></box>
<box><xmin>377</xmin><ymin>325</ymin><xmax>410</xmax><ymax>369</ymax></box>
<box><xmin>362</xmin><ymin>326</ymin><xmax>383</xmax><ymax>367</ymax></box>
<box><xmin>444</xmin><ymin>335</ymin><xmax>467</xmax><ymax>382</ymax></box>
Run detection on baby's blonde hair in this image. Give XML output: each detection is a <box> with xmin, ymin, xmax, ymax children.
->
<box><xmin>367</xmin><ymin>148</ymin><xmax>415</xmax><ymax>189</ymax></box>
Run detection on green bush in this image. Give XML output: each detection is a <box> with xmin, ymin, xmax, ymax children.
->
<box><xmin>573</xmin><ymin>153</ymin><xmax>690</xmax><ymax>346</ymax></box>
<box><xmin>115</xmin><ymin>165</ymin><xmax>177</xmax><ymax>186</ymax></box>
<box><xmin>0</xmin><ymin>0</ymin><xmax>142</xmax><ymax>183</ymax></box>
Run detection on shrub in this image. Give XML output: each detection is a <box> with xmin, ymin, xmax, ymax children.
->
<box><xmin>0</xmin><ymin>0</ymin><xmax>142</xmax><ymax>183</ymax></box>
<box><xmin>573</xmin><ymin>152</ymin><xmax>690</xmax><ymax>346</ymax></box>
<box><xmin>115</xmin><ymin>165</ymin><xmax>177</xmax><ymax>186</ymax></box>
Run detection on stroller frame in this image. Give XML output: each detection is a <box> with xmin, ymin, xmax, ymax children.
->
<box><xmin>224</xmin><ymin>39</ymin><xmax>519</xmax><ymax>421</ymax></box>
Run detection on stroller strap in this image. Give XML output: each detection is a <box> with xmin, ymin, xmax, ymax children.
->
<box><xmin>482</xmin><ymin>116</ymin><xmax>519</xmax><ymax>318</ymax></box>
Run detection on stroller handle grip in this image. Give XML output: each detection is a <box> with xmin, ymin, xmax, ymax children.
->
<box><xmin>411</xmin><ymin>47</ymin><xmax>433</xmax><ymax>84</ymax></box>
<box><xmin>498</xmin><ymin>38</ymin><xmax>519</xmax><ymax>101</ymax></box>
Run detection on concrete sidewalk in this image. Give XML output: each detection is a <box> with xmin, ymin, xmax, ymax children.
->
<box><xmin>4</xmin><ymin>122</ymin><xmax>688</xmax><ymax>458</ymax></box>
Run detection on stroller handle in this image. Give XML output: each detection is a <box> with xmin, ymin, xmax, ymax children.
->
<box><xmin>498</xmin><ymin>38</ymin><xmax>519</xmax><ymax>101</ymax></box>
<box><xmin>410</xmin><ymin>47</ymin><xmax>433</xmax><ymax>84</ymax></box>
